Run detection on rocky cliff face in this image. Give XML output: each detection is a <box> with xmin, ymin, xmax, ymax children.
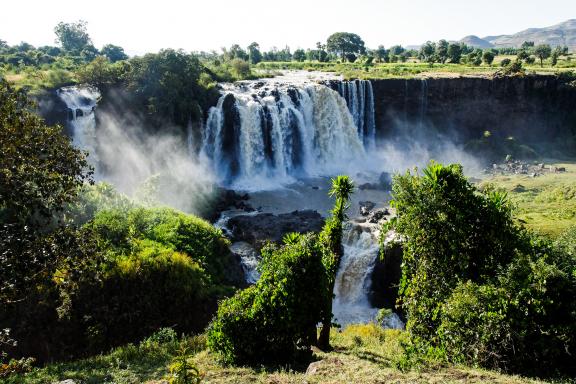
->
<box><xmin>370</xmin><ymin>75</ymin><xmax>576</xmax><ymax>144</ymax></box>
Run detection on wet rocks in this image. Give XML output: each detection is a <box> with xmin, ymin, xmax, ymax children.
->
<box><xmin>359</xmin><ymin>201</ymin><xmax>376</xmax><ymax>216</ymax></box>
<box><xmin>206</xmin><ymin>188</ymin><xmax>254</xmax><ymax>222</ymax></box>
<box><xmin>227</xmin><ymin>210</ymin><xmax>324</xmax><ymax>250</ymax></box>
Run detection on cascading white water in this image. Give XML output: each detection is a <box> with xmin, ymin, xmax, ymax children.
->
<box><xmin>332</xmin><ymin>222</ymin><xmax>380</xmax><ymax>325</ymax></box>
<box><xmin>333</xmin><ymin>222</ymin><xmax>405</xmax><ymax>328</ymax></box>
<box><xmin>57</xmin><ymin>86</ymin><xmax>101</xmax><ymax>166</ymax></box>
<box><xmin>337</xmin><ymin>80</ymin><xmax>376</xmax><ymax>150</ymax></box>
<box><xmin>201</xmin><ymin>82</ymin><xmax>367</xmax><ymax>189</ymax></box>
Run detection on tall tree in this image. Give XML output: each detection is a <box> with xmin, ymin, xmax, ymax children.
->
<box><xmin>482</xmin><ymin>50</ymin><xmax>495</xmax><ymax>66</ymax></box>
<box><xmin>534</xmin><ymin>44</ymin><xmax>552</xmax><ymax>67</ymax></box>
<box><xmin>436</xmin><ymin>39</ymin><xmax>449</xmax><ymax>64</ymax></box>
<box><xmin>247</xmin><ymin>42</ymin><xmax>262</xmax><ymax>64</ymax></box>
<box><xmin>317</xmin><ymin>175</ymin><xmax>354</xmax><ymax>350</ymax></box>
<box><xmin>326</xmin><ymin>32</ymin><xmax>366</xmax><ymax>61</ymax></box>
<box><xmin>54</xmin><ymin>20</ymin><xmax>92</xmax><ymax>53</ymax></box>
<box><xmin>101</xmin><ymin>44</ymin><xmax>128</xmax><ymax>62</ymax></box>
<box><xmin>447</xmin><ymin>43</ymin><xmax>462</xmax><ymax>63</ymax></box>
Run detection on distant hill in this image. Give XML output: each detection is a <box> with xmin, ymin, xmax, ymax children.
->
<box><xmin>459</xmin><ymin>19</ymin><xmax>576</xmax><ymax>51</ymax></box>
<box><xmin>459</xmin><ymin>35</ymin><xmax>494</xmax><ymax>49</ymax></box>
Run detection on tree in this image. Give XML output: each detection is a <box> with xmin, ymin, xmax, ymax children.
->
<box><xmin>247</xmin><ymin>42</ymin><xmax>262</xmax><ymax>64</ymax></box>
<box><xmin>389</xmin><ymin>45</ymin><xmax>405</xmax><ymax>56</ymax></box>
<box><xmin>101</xmin><ymin>44</ymin><xmax>128</xmax><ymax>62</ymax></box>
<box><xmin>326</xmin><ymin>32</ymin><xmax>366</xmax><ymax>61</ymax></box>
<box><xmin>447</xmin><ymin>43</ymin><xmax>462</xmax><ymax>63</ymax></box>
<box><xmin>227</xmin><ymin>44</ymin><xmax>248</xmax><ymax>61</ymax></box>
<box><xmin>292</xmin><ymin>48</ymin><xmax>306</xmax><ymax>62</ymax></box>
<box><xmin>534</xmin><ymin>44</ymin><xmax>552</xmax><ymax>67</ymax></box>
<box><xmin>419</xmin><ymin>41</ymin><xmax>436</xmax><ymax>64</ymax></box>
<box><xmin>317</xmin><ymin>175</ymin><xmax>354</xmax><ymax>350</ymax></box>
<box><xmin>436</xmin><ymin>39</ymin><xmax>449</xmax><ymax>64</ymax></box>
<box><xmin>521</xmin><ymin>41</ymin><xmax>535</xmax><ymax>50</ymax></box>
<box><xmin>54</xmin><ymin>20</ymin><xmax>92</xmax><ymax>53</ymax></box>
<box><xmin>0</xmin><ymin>79</ymin><xmax>92</xmax><ymax>304</ymax></box>
<box><xmin>482</xmin><ymin>50</ymin><xmax>495</xmax><ymax>66</ymax></box>
<box><xmin>374</xmin><ymin>45</ymin><xmax>388</xmax><ymax>63</ymax></box>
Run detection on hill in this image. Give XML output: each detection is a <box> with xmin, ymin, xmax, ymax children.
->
<box><xmin>459</xmin><ymin>35</ymin><xmax>494</xmax><ymax>48</ymax></box>
<box><xmin>460</xmin><ymin>19</ymin><xmax>576</xmax><ymax>51</ymax></box>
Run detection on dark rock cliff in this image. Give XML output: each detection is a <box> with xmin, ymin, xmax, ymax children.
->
<box><xmin>370</xmin><ymin>75</ymin><xmax>576</xmax><ymax>144</ymax></box>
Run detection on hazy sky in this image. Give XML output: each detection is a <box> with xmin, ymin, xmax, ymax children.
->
<box><xmin>1</xmin><ymin>0</ymin><xmax>574</xmax><ymax>55</ymax></box>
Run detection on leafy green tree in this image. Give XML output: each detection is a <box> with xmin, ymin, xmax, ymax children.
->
<box><xmin>436</xmin><ymin>39</ymin><xmax>449</xmax><ymax>64</ymax></box>
<box><xmin>247</xmin><ymin>42</ymin><xmax>262</xmax><ymax>64</ymax></box>
<box><xmin>389</xmin><ymin>45</ymin><xmax>405</xmax><ymax>56</ymax></box>
<box><xmin>126</xmin><ymin>49</ymin><xmax>213</xmax><ymax>127</ymax></box>
<box><xmin>226</xmin><ymin>44</ymin><xmax>248</xmax><ymax>61</ymax></box>
<box><xmin>419</xmin><ymin>41</ymin><xmax>436</xmax><ymax>64</ymax></box>
<box><xmin>0</xmin><ymin>79</ymin><xmax>92</xmax><ymax>304</ymax></box>
<box><xmin>534</xmin><ymin>44</ymin><xmax>552</xmax><ymax>67</ymax></box>
<box><xmin>292</xmin><ymin>48</ymin><xmax>306</xmax><ymax>62</ymax></box>
<box><xmin>447</xmin><ymin>43</ymin><xmax>462</xmax><ymax>63</ymax></box>
<box><xmin>482</xmin><ymin>50</ymin><xmax>495</xmax><ymax>66</ymax></box>
<box><xmin>207</xmin><ymin>233</ymin><xmax>328</xmax><ymax>365</ymax></box>
<box><xmin>521</xmin><ymin>41</ymin><xmax>534</xmax><ymax>50</ymax></box>
<box><xmin>317</xmin><ymin>175</ymin><xmax>354</xmax><ymax>350</ymax></box>
<box><xmin>326</xmin><ymin>32</ymin><xmax>366</xmax><ymax>61</ymax></box>
<box><xmin>374</xmin><ymin>45</ymin><xmax>388</xmax><ymax>63</ymax></box>
<box><xmin>54</xmin><ymin>20</ymin><xmax>92</xmax><ymax>53</ymax></box>
<box><xmin>386</xmin><ymin>162</ymin><xmax>576</xmax><ymax>374</ymax></box>
<box><xmin>101</xmin><ymin>44</ymin><xmax>128</xmax><ymax>62</ymax></box>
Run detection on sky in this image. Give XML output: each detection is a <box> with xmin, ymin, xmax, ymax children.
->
<box><xmin>1</xmin><ymin>0</ymin><xmax>574</xmax><ymax>55</ymax></box>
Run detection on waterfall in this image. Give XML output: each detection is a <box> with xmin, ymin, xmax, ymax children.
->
<box><xmin>336</xmin><ymin>80</ymin><xmax>376</xmax><ymax>149</ymax></box>
<box><xmin>332</xmin><ymin>222</ymin><xmax>380</xmax><ymax>325</ymax></box>
<box><xmin>333</xmin><ymin>222</ymin><xmax>405</xmax><ymax>328</ymax></box>
<box><xmin>202</xmin><ymin>82</ymin><xmax>365</xmax><ymax>189</ymax></box>
<box><xmin>419</xmin><ymin>79</ymin><xmax>428</xmax><ymax>127</ymax></box>
<box><xmin>57</xmin><ymin>86</ymin><xmax>100</xmax><ymax>166</ymax></box>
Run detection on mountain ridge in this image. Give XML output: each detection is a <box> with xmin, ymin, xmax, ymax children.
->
<box><xmin>459</xmin><ymin>19</ymin><xmax>576</xmax><ymax>51</ymax></box>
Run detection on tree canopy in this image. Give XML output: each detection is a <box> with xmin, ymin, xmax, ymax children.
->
<box><xmin>326</xmin><ymin>32</ymin><xmax>366</xmax><ymax>61</ymax></box>
<box><xmin>54</xmin><ymin>20</ymin><xmax>93</xmax><ymax>53</ymax></box>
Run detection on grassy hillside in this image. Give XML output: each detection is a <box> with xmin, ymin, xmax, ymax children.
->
<box><xmin>479</xmin><ymin>161</ymin><xmax>576</xmax><ymax>237</ymax></box>
<box><xmin>11</xmin><ymin>325</ymin><xmax>551</xmax><ymax>384</ymax></box>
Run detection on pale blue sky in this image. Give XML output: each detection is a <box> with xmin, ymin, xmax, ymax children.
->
<box><xmin>1</xmin><ymin>0</ymin><xmax>574</xmax><ymax>55</ymax></box>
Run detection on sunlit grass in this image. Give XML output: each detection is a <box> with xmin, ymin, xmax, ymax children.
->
<box><xmin>480</xmin><ymin>161</ymin><xmax>576</xmax><ymax>238</ymax></box>
<box><xmin>14</xmin><ymin>325</ymin><xmax>553</xmax><ymax>384</ymax></box>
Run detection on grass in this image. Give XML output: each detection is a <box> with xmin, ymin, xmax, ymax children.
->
<box><xmin>10</xmin><ymin>325</ymin><xmax>555</xmax><ymax>384</ymax></box>
<box><xmin>479</xmin><ymin>161</ymin><xmax>576</xmax><ymax>238</ymax></box>
<box><xmin>256</xmin><ymin>56</ymin><xmax>576</xmax><ymax>80</ymax></box>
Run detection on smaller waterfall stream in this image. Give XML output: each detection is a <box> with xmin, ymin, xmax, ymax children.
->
<box><xmin>332</xmin><ymin>222</ymin><xmax>380</xmax><ymax>325</ymax></box>
<box><xmin>57</xmin><ymin>86</ymin><xmax>101</xmax><ymax>166</ymax></box>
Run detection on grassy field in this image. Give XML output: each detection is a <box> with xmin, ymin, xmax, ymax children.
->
<box><xmin>479</xmin><ymin>161</ymin><xmax>576</xmax><ymax>238</ymax></box>
<box><xmin>10</xmin><ymin>324</ymin><xmax>555</xmax><ymax>384</ymax></box>
<box><xmin>256</xmin><ymin>56</ymin><xmax>576</xmax><ymax>80</ymax></box>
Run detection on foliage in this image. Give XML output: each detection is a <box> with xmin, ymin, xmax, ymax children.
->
<box><xmin>0</xmin><ymin>79</ymin><xmax>91</xmax><ymax>307</ymax></box>
<box><xmin>168</xmin><ymin>346</ymin><xmax>203</xmax><ymax>384</ymax></box>
<box><xmin>317</xmin><ymin>175</ymin><xmax>355</xmax><ymax>349</ymax></box>
<box><xmin>326</xmin><ymin>32</ymin><xmax>366</xmax><ymax>61</ymax></box>
<box><xmin>207</xmin><ymin>233</ymin><xmax>328</xmax><ymax>365</ymax></box>
<box><xmin>534</xmin><ymin>44</ymin><xmax>552</xmax><ymax>67</ymax></box>
<box><xmin>387</xmin><ymin>162</ymin><xmax>576</xmax><ymax>375</ymax></box>
<box><xmin>54</xmin><ymin>20</ymin><xmax>93</xmax><ymax>53</ymax></box>
<box><xmin>125</xmin><ymin>49</ymin><xmax>216</xmax><ymax>126</ymax></box>
<box><xmin>101</xmin><ymin>44</ymin><xmax>129</xmax><ymax>62</ymax></box>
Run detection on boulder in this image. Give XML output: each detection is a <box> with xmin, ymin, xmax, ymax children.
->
<box><xmin>359</xmin><ymin>201</ymin><xmax>376</xmax><ymax>216</ymax></box>
<box><xmin>227</xmin><ymin>210</ymin><xmax>324</xmax><ymax>250</ymax></box>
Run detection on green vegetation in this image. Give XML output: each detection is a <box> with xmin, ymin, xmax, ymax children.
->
<box><xmin>480</xmin><ymin>162</ymin><xmax>576</xmax><ymax>237</ymax></box>
<box><xmin>12</xmin><ymin>325</ymin><xmax>554</xmax><ymax>384</ymax></box>
<box><xmin>207</xmin><ymin>176</ymin><xmax>354</xmax><ymax>364</ymax></box>
<box><xmin>386</xmin><ymin>162</ymin><xmax>576</xmax><ymax>376</ymax></box>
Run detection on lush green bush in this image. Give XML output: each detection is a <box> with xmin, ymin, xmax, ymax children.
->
<box><xmin>54</xmin><ymin>206</ymin><xmax>240</xmax><ymax>353</ymax></box>
<box><xmin>387</xmin><ymin>162</ymin><xmax>576</xmax><ymax>375</ymax></box>
<box><xmin>207</xmin><ymin>233</ymin><xmax>328</xmax><ymax>365</ymax></box>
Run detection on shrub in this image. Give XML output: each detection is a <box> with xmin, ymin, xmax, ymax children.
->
<box><xmin>387</xmin><ymin>162</ymin><xmax>576</xmax><ymax>375</ymax></box>
<box><xmin>207</xmin><ymin>233</ymin><xmax>328</xmax><ymax>365</ymax></box>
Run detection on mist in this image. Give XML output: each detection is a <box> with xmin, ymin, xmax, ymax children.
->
<box><xmin>94</xmin><ymin>110</ymin><xmax>217</xmax><ymax>216</ymax></box>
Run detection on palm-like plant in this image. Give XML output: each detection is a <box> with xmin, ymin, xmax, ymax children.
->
<box><xmin>318</xmin><ymin>175</ymin><xmax>354</xmax><ymax>350</ymax></box>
